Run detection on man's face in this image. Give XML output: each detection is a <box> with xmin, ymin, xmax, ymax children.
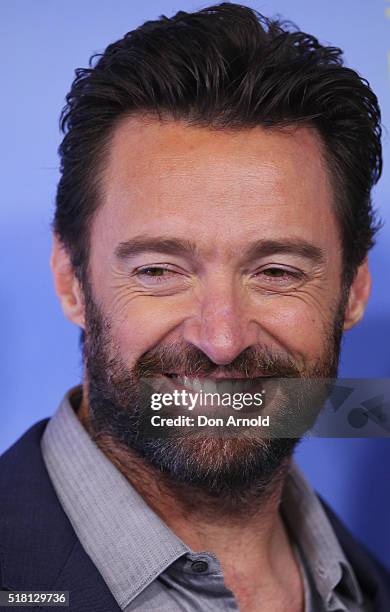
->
<box><xmin>89</xmin><ymin>118</ymin><xmax>343</xmax><ymax>365</ymax></box>
<box><xmin>69</xmin><ymin>118</ymin><xmax>351</xmax><ymax>501</ymax></box>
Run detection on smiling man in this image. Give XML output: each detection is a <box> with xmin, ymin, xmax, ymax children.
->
<box><xmin>1</xmin><ymin>3</ymin><xmax>389</xmax><ymax>611</ymax></box>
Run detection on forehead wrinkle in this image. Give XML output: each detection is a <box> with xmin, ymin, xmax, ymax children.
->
<box><xmin>94</xmin><ymin>118</ymin><xmax>339</xmax><ymax>261</ymax></box>
<box><xmin>104</xmin><ymin>117</ymin><xmax>329</xmax><ymax>196</ymax></box>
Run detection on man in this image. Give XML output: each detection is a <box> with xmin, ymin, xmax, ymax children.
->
<box><xmin>1</xmin><ymin>3</ymin><xmax>389</xmax><ymax>611</ymax></box>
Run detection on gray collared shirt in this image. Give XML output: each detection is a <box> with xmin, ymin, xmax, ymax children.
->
<box><xmin>41</xmin><ymin>385</ymin><xmax>367</xmax><ymax>611</ymax></box>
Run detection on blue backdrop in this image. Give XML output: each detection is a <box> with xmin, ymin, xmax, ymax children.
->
<box><xmin>1</xmin><ymin>0</ymin><xmax>389</xmax><ymax>569</ymax></box>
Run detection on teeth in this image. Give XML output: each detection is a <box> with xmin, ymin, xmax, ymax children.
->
<box><xmin>182</xmin><ymin>375</ymin><xmax>190</xmax><ymax>388</ymax></box>
<box><xmin>173</xmin><ymin>377</ymin><xmax>253</xmax><ymax>394</ymax></box>
<box><xmin>176</xmin><ymin>376</ymin><xmax>201</xmax><ymax>391</ymax></box>
<box><xmin>193</xmin><ymin>377</ymin><xmax>203</xmax><ymax>392</ymax></box>
<box><xmin>201</xmin><ymin>380</ymin><xmax>219</xmax><ymax>394</ymax></box>
<box><xmin>176</xmin><ymin>377</ymin><xmax>218</xmax><ymax>393</ymax></box>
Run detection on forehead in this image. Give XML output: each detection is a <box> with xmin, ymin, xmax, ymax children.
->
<box><xmin>93</xmin><ymin>116</ymin><xmax>338</xmax><ymax>256</ymax></box>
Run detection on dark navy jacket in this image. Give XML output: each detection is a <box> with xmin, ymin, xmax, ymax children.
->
<box><xmin>1</xmin><ymin>420</ymin><xmax>390</xmax><ymax>611</ymax></box>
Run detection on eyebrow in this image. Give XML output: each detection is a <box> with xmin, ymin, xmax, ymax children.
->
<box><xmin>114</xmin><ymin>236</ymin><xmax>199</xmax><ymax>260</ymax></box>
<box><xmin>241</xmin><ymin>239</ymin><xmax>325</xmax><ymax>265</ymax></box>
<box><xmin>114</xmin><ymin>235</ymin><xmax>325</xmax><ymax>265</ymax></box>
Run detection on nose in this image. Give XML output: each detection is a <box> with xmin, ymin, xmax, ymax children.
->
<box><xmin>181</xmin><ymin>277</ymin><xmax>259</xmax><ymax>365</ymax></box>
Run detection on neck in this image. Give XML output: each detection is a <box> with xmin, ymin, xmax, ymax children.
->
<box><xmin>77</xmin><ymin>387</ymin><xmax>304</xmax><ymax>611</ymax></box>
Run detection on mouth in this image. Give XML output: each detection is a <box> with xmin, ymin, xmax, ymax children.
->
<box><xmin>162</xmin><ymin>373</ymin><xmax>274</xmax><ymax>394</ymax></box>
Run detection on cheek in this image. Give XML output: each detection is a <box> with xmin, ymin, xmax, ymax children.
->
<box><xmin>255</xmin><ymin>296</ymin><xmax>336</xmax><ymax>361</ymax></box>
<box><xmin>107</xmin><ymin>295</ymin><xmax>189</xmax><ymax>361</ymax></box>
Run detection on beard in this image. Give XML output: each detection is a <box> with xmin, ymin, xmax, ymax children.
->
<box><xmin>79</xmin><ymin>277</ymin><xmax>345</xmax><ymax>514</ymax></box>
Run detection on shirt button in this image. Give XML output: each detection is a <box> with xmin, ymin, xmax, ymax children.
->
<box><xmin>191</xmin><ymin>560</ymin><xmax>209</xmax><ymax>573</ymax></box>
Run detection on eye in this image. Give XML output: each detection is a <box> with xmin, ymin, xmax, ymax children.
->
<box><xmin>132</xmin><ymin>265</ymin><xmax>192</xmax><ymax>293</ymax></box>
<box><xmin>252</xmin><ymin>266</ymin><xmax>305</xmax><ymax>288</ymax></box>
<box><xmin>135</xmin><ymin>266</ymin><xmax>178</xmax><ymax>282</ymax></box>
<box><xmin>262</xmin><ymin>268</ymin><xmax>298</xmax><ymax>278</ymax></box>
<box><xmin>139</xmin><ymin>267</ymin><xmax>170</xmax><ymax>277</ymax></box>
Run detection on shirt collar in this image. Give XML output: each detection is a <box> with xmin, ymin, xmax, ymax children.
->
<box><xmin>42</xmin><ymin>385</ymin><xmax>363</xmax><ymax>610</ymax></box>
<box><xmin>281</xmin><ymin>461</ymin><xmax>363</xmax><ymax>609</ymax></box>
<box><xmin>41</xmin><ymin>385</ymin><xmax>189</xmax><ymax>609</ymax></box>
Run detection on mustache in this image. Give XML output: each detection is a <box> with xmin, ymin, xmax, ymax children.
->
<box><xmin>132</xmin><ymin>342</ymin><xmax>301</xmax><ymax>379</ymax></box>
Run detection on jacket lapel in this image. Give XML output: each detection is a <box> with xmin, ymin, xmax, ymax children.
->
<box><xmin>0</xmin><ymin>420</ymin><xmax>120</xmax><ymax>611</ymax></box>
<box><xmin>49</xmin><ymin>539</ymin><xmax>120</xmax><ymax>612</ymax></box>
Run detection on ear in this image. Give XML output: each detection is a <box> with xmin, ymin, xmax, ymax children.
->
<box><xmin>343</xmin><ymin>258</ymin><xmax>371</xmax><ymax>331</ymax></box>
<box><xmin>50</xmin><ymin>234</ymin><xmax>85</xmax><ymax>329</ymax></box>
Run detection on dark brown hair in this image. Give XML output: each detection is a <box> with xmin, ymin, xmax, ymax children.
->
<box><xmin>53</xmin><ymin>2</ymin><xmax>382</xmax><ymax>291</ymax></box>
